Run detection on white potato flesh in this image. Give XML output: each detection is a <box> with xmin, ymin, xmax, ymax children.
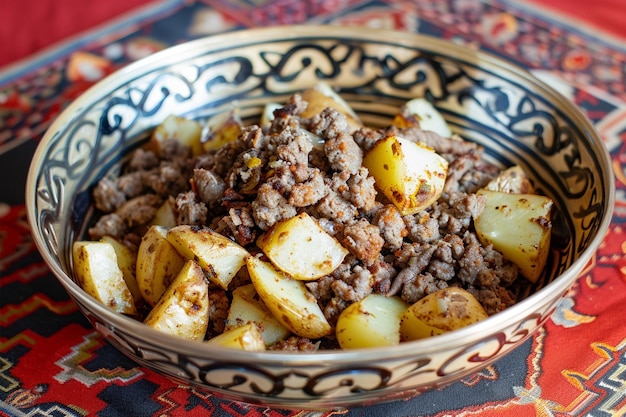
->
<box><xmin>201</xmin><ymin>110</ymin><xmax>242</xmax><ymax>152</ymax></box>
<box><xmin>99</xmin><ymin>236</ymin><xmax>142</xmax><ymax>305</ymax></box>
<box><xmin>246</xmin><ymin>255</ymin><xmax>331</xmax><ymax>339</ymax></box>
<box><xmin>399</xmin><ymin>287</ymin><xmax>488</xmax><ymax>341</ymax></box>
<box><xmin>207</xmin><ymin>323</ymin><xmax>266</xmax><ymax>351</ymax></box>
<box><xmin>484</xmin><ymin>165</ymin><xmax>535</xmax><ymax>194</ymax></box>
<box><xmin>72</xmin><ymin>241</ymin><xmax>137</xmax><ymax>315</ymax></box>
<box><xmin>149</xmin><ymin>114</ymin><xmax>204</xmax><ymax>156</ymax></box>
<box><xmin>256</xmin><ymin>212</ymin><xmax>348</xmax><ymax>281</ymax></box>
<box><xmin>143</xmin><ymin>260</ymin><xmax>209</xmax><ymax>341</ymax></box>
<box><xmin>336</xmin><ymin>294</ymin><xmax>409</xmax><ymax>349</ymax></box>
<box><xmin>260</xmin><ymin>102</ymin><xmax>282</xmax><ymax>127</ymax></box>
<box><xmin>475</xmin><ymin>189</ymin><xmax>553</xmax><ymax>283</ymax></box>
<box><xmin>363</xmin><ymin>135</ymin><xmax>448</xmax><ymax>215</ymax></box>
<box><xmin>166</xmin><ymin>225</ymin><xmax>249</xmax><ymax>290</ymax></box>
<box><xmin>394</xmin><ymin>98</ymin><xmax>452</xmax><ymax>138</ymax></box>
<box><xmin>149</xmin><ymin>198</ymin><xmax>177</xmax><ymax>228</ymax></box>
<box><xmin>136</xmin><ymin>225</ymin><xmax>186</xmax><ymax>306</ymax></box>
<box><xmin>300</xmin><ymin>83</ymin><xmax>362</xmax><ymax>131</ymax></box>
<box><xmin>225</xmin><ymin>284</ymin><xmax>291</xmax><ymax>346</ymax></box>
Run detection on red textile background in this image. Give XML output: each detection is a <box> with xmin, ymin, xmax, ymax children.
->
<box><xmin>1</xmin><ymin>0</ymin><xmax>625</xmax><ymax>68</ymax></box>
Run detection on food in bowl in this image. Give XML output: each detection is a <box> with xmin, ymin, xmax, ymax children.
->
<box><xmin>71</xmin><ymin>83</ymin><xmax>554</xmax><ymax>351</ymax></box>
<box><xmin>26</xmin><ymin>27</ymin><xmax>613</xmax><ymax>407</ymax></box>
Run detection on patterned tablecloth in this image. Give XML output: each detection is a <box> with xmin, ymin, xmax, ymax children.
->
<box><xmin>1</xmin><ymin>1</ymin><xmax>624</xmax><ymax>416</ymax></box>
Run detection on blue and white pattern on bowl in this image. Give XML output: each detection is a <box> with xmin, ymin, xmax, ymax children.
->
<box><xmin>26</xmin><ymin>26</ymin><xmax>614</xmax><ymax>409</ymax></box>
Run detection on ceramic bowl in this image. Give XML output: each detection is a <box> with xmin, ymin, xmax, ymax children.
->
<box><xmin>26</xmin><ymin>26</ymin><xmax>614</xmax><ymax>409</ymax></box>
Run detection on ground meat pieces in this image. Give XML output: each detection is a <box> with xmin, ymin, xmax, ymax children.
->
<box><xmin>347</xmin><ymin>167</ymin><xmax>377</xmax><ymax>212</ymax></box>
<box><xmin>288</xmin><ymin>168</ymin><xmax>328</xmax><ymax>207</ymax></box>
<box><xmin>373</xmin><ymin>204</ymin><xmax>407</xmax><ymax>250</ymax></box>
<box><xmin>251</xmin><ymin>183</ymin><xmax>297</xmax><ymax>230</ymax></box>
<box><xmin>87</xmin><ymin>91</ymin><xmax>528</xmax><ymax>348</ymax></box>
<box><xmin>221</xmin><ymin>205</ymin><xmax>257</xmax><ymax>246</ymax></box>
<box><xmin>322</xmin><ymin>297</ymin><xmax>349</xmax><ymax>327</ymax></box>
<box><xmin>116</xmin><ymin>194</ymin><xmax>162</xmax><ymax>227</ymax></box>
<box><xmin>273</xmin><ymin>126</ymin><xmax>312</xmax><ymax>167</ymax></box>
<box><xmin>404</xmin><ymin>212</ymin><xmax>440</xmax><ymax>243</ymax></box>
<box><xmin>268</xmin><ymin>336</ymin><xmax>319</xmax><ymax>352</ymax></box>
<box><xmin>175</xmin><ymin>190</ymin><xmax>207</xmax><ymax>226</ymax></box>
<box><xmin>444</xmin><ymin>151</ymin><xmax>482</xmax><ymax>194</ymax></box>
<box><xmin>308</xmin><ymin>107</ymin><xmax>350</xmax><ymax>140</ymax></box>
<box><xmin>208</xmin><ymin>289</ymin><xmax>229</xmax><ymax>336</ymax></box>
<box><xmin>157</xmin><ymin>138</ymin><xmax>193</xmax><ymax>165</ymax></box>
<box><xmin>352</xmin><ymin>126</ymin><xmax>384</xmax><ymax>152</ymax></box>
<box><xmin>388</xmin><ymin>126</ymin><xmax>478</xmax><ymax>157</ymax></box>
<box><xmin>400</xmin><ymin>273</ymin><xmax>449</xmax><ymax>304</ymax></box>
<box><xmin>146</xmin><ymin>162</ymin><xmax>190</xmax><ymax>198</ymax></box>
<box><xmin>331</xmin><ymin>264</ymin><xmax>375</xmax><ymax>302</ymax></box>
<box><xmin>316</xmin><ymin>190</ymin><xmax>358</xmax><ymax>224</ymax></box>
<box><xmin>325</xmin><ymin>130</ymin><xmax>363</xmax><ymax>173</ymax></box>
<box><xmin>341</xmin><ymin>219</ymin><xmax>384</xmax><ymax>266</ymax></box>
<box><xmin>193</xmin><ymin>168</ymin><xmax>226</xmax><ymax>207</ymax></box>
<box><xmin>93</xmin><ymin>178</ymin><xmax>125</xmax><ymax>213</ymax></box>
<box><xmin>430</xmin><ymin>192</ymin><xmax>484</xmax><ymax>236</ymax></box>
<box><xmin>88</xmin><ymin>213</ymin><xmax>127</xmax><ymax>240</ymax></box>
<box><xmin>468</xmin><ymin>287</ymin><xmax>516</xmax><ymax>315</ymax></box>
<box><xmin>116</xmin><ymin>171</ymin><xmax>145</xmax><ymax>198</ymax></box>
<box><xmin>456</xmin><ymin>232</ymin><xmax>513</xmax><ymax>287</ymax></box>
<box><xmin>127</xmin><ymin>148</ymin><xmax>159</xmax><ymax>171</ymax></box>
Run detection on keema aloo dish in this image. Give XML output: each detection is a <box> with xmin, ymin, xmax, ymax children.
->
<box><xmin>72</xmin><ymin>83</ymin><xmax>553</xmax><ymax>351</ymax></box>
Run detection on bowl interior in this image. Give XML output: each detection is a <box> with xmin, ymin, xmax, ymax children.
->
<box><xmin>25</xmin><ymin>26</ymin><xmax>614</xmax><ymax>406</ymax></box>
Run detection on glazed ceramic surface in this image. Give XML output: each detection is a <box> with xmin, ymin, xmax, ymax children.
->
<box><xmin>26</xmin><ymin>26</ymin><xmax>614</xmax><ymax>409</ymax></box>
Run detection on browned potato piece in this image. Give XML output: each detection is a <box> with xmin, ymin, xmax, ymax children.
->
<box><xmin>72</xmin><ymin>241</ymin><xmax>137</xmax><ymax>315</ymax></box>
<box><xmin>363</xmin><ymin>135</ymin><xmax>448</xmax><ymax>215</ymax></box>
<box><xmin>475</xmin><ymin>189</ymin><xmax>552</xmax><ymax>282</ymax></box>
<box><xmin>246</xmin><ymin>255</ymin><xmax>331</xmax><ymax>339</ymax></box>
<box><xmin>256</xmin><ymin>212</ymin><xmax>348</xmax><ymax>281</ymax></box>
<box><xmin>136</xmin><ymin>225</ymin><xmax>186</xmax><ymax>306</ymax></box>
<box><xmin>149</xmin><ymin>197</ymin><xmax>177</xmax><ymax>228</ymax></box>
<box><xmin>207</xmin><ymin>323</ymin><xmax>266</xmax><ymax>351</ymax></box>
<box><xmin>399</xmin><ymin>287</ymin><xmax>488</xmax><ymax>341</ymax></box>
<box><xmin>166</xmin><ymin>225</ymin><xmax>249</xmax><ymax>290</ymax></box>
<box><xmin>100</xmin><ymin>236</ymin><xmax>142</xmax><ymax>306</ymax></box>
<box><xmin>225</xmin><ymin>284</ymin><xmax>291</xmax><ymax>346</ymax></box>
<box><xmin>201</xmin><ymin>110</ymin><xmax>242</xmax><ymax>152</ymax></box>
<box><xmin>484</xmin><ymin>165</ymin><xmax>535</xmax><ymax>194</ymax></box>
<box><xmin>336</xmin><ymin>294</ymin><xmax>409</xmax><ymax>349</ymax></box>
<box><xmin>392</xmin><ymin>98</ymin><xmax>452</xmax><ymax>138</ymax></box>
<box><xmin>300</xmin><ymin>83</ymin><xmax>362</xmax><ymax>131</ymax></box>
<box><xmin>149</xmin><ymin>114</ymin><xmax>204</xmax><ymax>156</ymax></box>
<box><xmin>143</xmin><ymin>260</ymin><xmax>209</xmax><ymax>341</ymax></box>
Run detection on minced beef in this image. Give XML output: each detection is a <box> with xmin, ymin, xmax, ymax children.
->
<box><xmin>88</xmin><ymin>92</ymin><xmax>524</xmax><ymax>349</ymax></box>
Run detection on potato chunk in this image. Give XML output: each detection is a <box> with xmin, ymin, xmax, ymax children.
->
<box><xmin>300</xmin><ymin>82</ymin><xmax>362</xmax><ymax>131</ymax></box>
<box><xmin>336</xmin><ymin>294</ymin><xmax>408</xmax><ymax>349</ymax></box>
<box><xmin>207</xmin><ymin>323</ymin><xmax>266</xmax><ymax>351</ymax></box>
<box><xmin>399</xmin><ymin>287</ymin><xmax>488</xmax><ymax>341</ymax></box>
<box><xmin>166</xmin><ymin>225</ymin><xmax>249</xmax><ymax>290</ymax></box>
<box><xmin>136</xmin><ymin>225</ymin><xmax>186</xmax><ymax>306</ymax></box>
<box><xmin>72</xmin><ymin>241</ymin><xmax>137</xmax><ymax>315</ymax></box>
<box><xmin>143</xmin><ymin>260</ymin><xmax>209</xmax><ymax>341</ymax></box>
<box><xmin>149</xmin><ymin>114</ymin><xmax>203</xmax><ymax>156</ymax></box>
<box><xmin>393</xmin><ymin>98</ymin><xmax>452</xmax><ymax>138</ymax></box>
<box><xmin>201</xmin><ymin>109</ymin><xmax>242</xmax><ymax>152</ymax></box>
<box><xmin>363</xmin><ymin>135</ymin><xmax>448</xmax><ymax>215</ymax></box>
<box><xmin>484</xmin><ymin>165</ymin><xmax>535</xmax><ymax>194</ymax></box>
<box><xmin>225</xmin><ymin>284</ymin><xmax>291</xmax><ymax>346</ymax></box>
<box><xmin>475</xmin><ymin>189</ymin><xmax>553</xmax><ymax>282</ymax></box>
<box><xmin>246</xmin><ymin>255</ymin><xmax>331</xmax><ymax>339</ymax></box>
<box><xmin>100</xmin><ymin>236</ymin><xmax>142</xmax><ymax>306</ymax></box>
<box><xmin>256</xmin><ymin>212</ymin><xmax>348</xmax><ymax>281</ymax></box>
